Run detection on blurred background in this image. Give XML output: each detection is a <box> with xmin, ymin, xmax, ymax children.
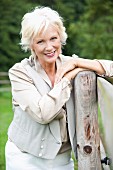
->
<box><xmin>0</xmin><ymin>0</ymin><xmax>113</xmax><ymax>170</ymax></box>
<box><xmin>0</xmin><ymin>0</ymin><xmax>113</xmax><ymax>72</ymax></box>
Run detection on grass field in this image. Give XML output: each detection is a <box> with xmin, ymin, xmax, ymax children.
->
<box><xmin>0</xmin><ymin>91</ymin><xmax>78</xmax><ymax>170</ymax></box>
<box><xmin>0</xmin><ymin>91</ymin><xmax>13</xmax><ymax>170</ymax></box>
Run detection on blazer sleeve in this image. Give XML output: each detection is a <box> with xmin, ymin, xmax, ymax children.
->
<box><xmin>96</xmin><ymin>60</ymin><xmax>113</xmax><ymax>77</ymax></box>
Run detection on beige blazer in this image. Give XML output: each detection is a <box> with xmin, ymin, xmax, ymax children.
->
<box><xmin>8</xmin><ymin>54</ymin><xmax>77</xmax><ymax>159</ymax></box>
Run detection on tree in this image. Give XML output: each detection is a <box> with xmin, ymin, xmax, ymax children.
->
<box><xmin>2</xmin><ymin>0</ymin><xmax>112</xmax><ymax>71</ymax></box>
<box><xmin>0</xmin><ymin>0</ymin><xmax>37</xmax><ymax>71</ymax></box>
<box><xmin>73</xmin><ymin>0</ymin><xmax>113</xmax><ymax>60</ymax></box>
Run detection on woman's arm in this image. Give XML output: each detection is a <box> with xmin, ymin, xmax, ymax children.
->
<box><xmin>55</xmin><ymin>58</ymin><xmax>107</xmax><ymax>83</ymax></box>
<box><xmin>76</xmin><ymin>58</ymin><xmax>106</xmax><ymax>75</ymax></box>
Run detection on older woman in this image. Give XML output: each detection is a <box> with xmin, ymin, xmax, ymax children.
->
<box><xmin>5</xmin><ymin>6</ymin><xmax>113</xmax><ymax>170</ymax></box>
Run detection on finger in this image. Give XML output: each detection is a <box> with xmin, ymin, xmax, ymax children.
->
<box><xmin>55</xmin><ymin>73</ymin><xmax>63</xmax><ymax>84</ymax></box>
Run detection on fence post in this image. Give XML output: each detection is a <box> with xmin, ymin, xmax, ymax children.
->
<box><xmin>74</xmin><ymin>71</ymin><xmax>102</xmax><ymax>170</ymax></box>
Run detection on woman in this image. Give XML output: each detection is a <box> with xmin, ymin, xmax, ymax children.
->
<box><xmin>5</xmin><ymin>6</ymin><xmax>113</xmax><ymax>170</ymax></box>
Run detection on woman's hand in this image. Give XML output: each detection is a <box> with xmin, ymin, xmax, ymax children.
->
<box><xmin>64</xmin><ymin>68</ymin><xmax>88</xmax><ymax>81</ymax></box>
<box><xmin>55</xmin><ymin>59</ymin><xmax>78</xmax><ymax>83</ymax></box>
<box><xmin>55</xmin><ymin>57</ymin><xmax>106</xmax><ymax>84</ymax></box>
<box><xmin>55</xmin><ymin>58</ymin><xmax>88</xmax><ymax>83</ymax></box>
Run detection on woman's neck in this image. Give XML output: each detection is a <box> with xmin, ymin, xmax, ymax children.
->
<box><xmin>42</xmin><ymin>62</ymin><xmax>57</xmax><ymax>87</ymax></box>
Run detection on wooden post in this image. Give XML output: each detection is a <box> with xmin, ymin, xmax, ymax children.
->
<box><xmin>74</xmin><ymin>71</ymin><xmax>102</xmax><ymax>170</ymax></box>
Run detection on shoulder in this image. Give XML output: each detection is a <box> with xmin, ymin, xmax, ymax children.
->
<box><xmin>59</xmin><ymin>53</ymin><xmax>79</xmax><ymax>63</ymax></box>
<box><xmin>9</xmin><ymin>57</ymin><xmax>31</xmax><ymax>73</ymax></box>
<box><xmin>8</xmin><ymin>57</ymin><xmax>33</xmax><ymax>82</ymax></box>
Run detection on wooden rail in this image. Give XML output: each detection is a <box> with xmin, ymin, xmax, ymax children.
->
<box><xmin>0</xmin><ymin>72</ymin><xmax>11</xmax><ymax>92</ymax></box>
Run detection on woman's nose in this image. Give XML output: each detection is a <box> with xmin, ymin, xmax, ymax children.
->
<box><xmin>45</xmin><ymin>42</ymin><xmax>53</xmax><ymax>50</ymax></box>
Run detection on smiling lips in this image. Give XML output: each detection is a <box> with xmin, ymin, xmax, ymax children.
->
<box><xmin>45</xmin><ymin>51</ymin><xmax>55</xmax><ymax>58</ymax></box>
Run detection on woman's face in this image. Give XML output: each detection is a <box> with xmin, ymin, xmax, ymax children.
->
<box><xmin>32</xmin><ymin>25</ymin><xmax>62</xmax><ymax>67</ymax></box>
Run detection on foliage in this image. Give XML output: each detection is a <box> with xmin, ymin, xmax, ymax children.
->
<box><xmin>0</xmin><ymin>92</ymin><xmax>13</xmax><ymax>170</ymax></box>
<box><xmin>0</xmin><ymin>0</ymin><xmax>113</xmax><ymax>72</ymax></box>
<box><xmin>0</xmin><ymin>0</ymin><xmax>36</xmax><ymax>71</ymax></box>
<box><xmin>72</xmin><ymin>0</ymin><xmax>113</xmax><ymax>59</ymax></box>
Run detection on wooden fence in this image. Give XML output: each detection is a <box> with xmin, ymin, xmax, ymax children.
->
<box><xmin>0</xmin><ymin>72</ymin><xmax>11</xmax><ymax>92</ymax></box>
<box><xmin>74</xmin><ymin>71</ymin><xmax>111</xmax><ymax>170</ymax></box>
<box><xmin>74</xmin><ymin>71</ymin><xmax>101</xmax><ymax>169</ymax></box>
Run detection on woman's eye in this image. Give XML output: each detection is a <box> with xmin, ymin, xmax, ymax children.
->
<box><xmin>51</xmin><ymin>37</ymin><xmax>57</xmax><ymax>40</ymax></box>
<box><xmin>37</xmin><ymin>40</ymin><xmax>43</xmax><ymax>44</ymax></box>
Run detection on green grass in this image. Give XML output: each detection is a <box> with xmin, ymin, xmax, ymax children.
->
<box><xmin>0</xmin><ymin>91</ymin><xmax>13</xmax><ymax>170</ymax></box>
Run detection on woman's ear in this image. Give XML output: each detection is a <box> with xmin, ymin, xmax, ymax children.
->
<box><xmin>30</xmin><ymin>40</ymin><xmax>34</xmax><ymax>50</ymax></box>
<box><xmin>30</xmin><ymin>44</ymin><xmax>33</xmax><ymax>51</ymax></box>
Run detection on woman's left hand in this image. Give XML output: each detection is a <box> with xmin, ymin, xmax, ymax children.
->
<box><xmin>55</xmin><ymin>59</ymin><xmax>78</xmax><ymax>83</ymax></box>
<box><xmin>55</xmin><ymin>59</ymin><xmax>89</xmax><ymax>83</ymax></box>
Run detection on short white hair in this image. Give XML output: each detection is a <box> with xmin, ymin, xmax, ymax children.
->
<box><xmin>20</xmin><ymin>6</ymin><xmax>68</xmax><ymax>52</ymax></box>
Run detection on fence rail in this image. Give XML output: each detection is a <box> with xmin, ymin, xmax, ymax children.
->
<box><xmin>0</xmin><ymin>72</ymin><xmax>11</xmax><ymax>92</ymax></box>
<box><xmin>0</xmin><ymin>80</ymin><xmax>10</xmax><ymax>84</ymax></box>
<box><xmin>0</xmin><ymin>72</ymin><xmax>8</xmax><ymax>76</ymax></box>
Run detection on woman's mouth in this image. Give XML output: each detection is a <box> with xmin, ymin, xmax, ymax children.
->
<box><xmin>45</xmin><ymin>51</ymin><xmax>55</xmax><ymax>58</ymax></box>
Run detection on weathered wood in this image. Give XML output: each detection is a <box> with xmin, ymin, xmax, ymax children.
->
<box><xmin>74</xmin><ymin>71</ymin><xmax>102</xmax><ymax>170</ymax></box>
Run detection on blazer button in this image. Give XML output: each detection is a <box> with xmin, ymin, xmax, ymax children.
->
<box><xmin>41</xmin><ymin>138</ymin><xmax>45</xmax><ymax>141</ymax></box>
<box><xmin>56</xmin><ymin>141</ymin><xmax>61</xmax><ymax>144</ymax></box>
<box><xmin>39</xmin><ymin>153</ymin><xmax>42</xmax><ymax>157</ymax></box>
<box><xmin>40</xmin><ymin>145</ymin><xmax>44</xmax><ymax>149</ymax></box>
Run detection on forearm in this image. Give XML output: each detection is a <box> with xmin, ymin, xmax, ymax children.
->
<box><xmin>75</xmin><ymin>58</ymin><xmax>106</xmax><ymax>76</ymax></box>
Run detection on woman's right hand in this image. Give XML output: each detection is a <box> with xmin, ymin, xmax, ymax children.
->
<box><xmin>64</xmin><ymin>67</ymin><xmax>88</xmax><ymax>81</ymax></box>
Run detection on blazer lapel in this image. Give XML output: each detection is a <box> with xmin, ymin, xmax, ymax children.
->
<box><xmin>25</xmin><ymin>64</ymin><xmax>50</xmax><ymax>96</ymax></box>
